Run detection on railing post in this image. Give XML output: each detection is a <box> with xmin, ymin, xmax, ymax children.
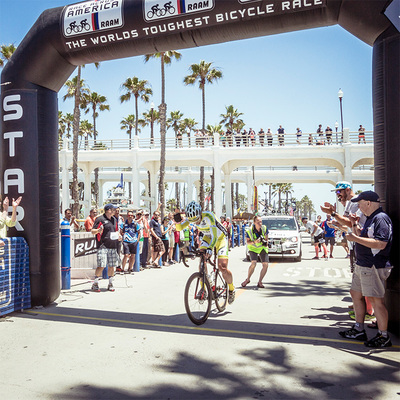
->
<box><xmin>343</xmin><ymin>128</ymin><xmax>350</xmax><ymax>143</ymax></box>
<box><xmin>213</xmin><ymin>132</ymin><xmax>220</xmax><ymax>147</ymax></box>
<box><xmin>133</xmin><ymin>135</ymin><xmax>139</xmax><ymax>149</ymax></box>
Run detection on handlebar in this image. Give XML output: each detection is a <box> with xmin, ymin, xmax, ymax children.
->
<box><xmin>179</xmin><ymin>247</ymin><xmax>216</xmax><ymax>268</ymax></box>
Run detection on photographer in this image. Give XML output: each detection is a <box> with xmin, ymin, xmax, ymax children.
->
<box><xmin>241</xmin><ymin>215</ymin><xmax>269</xmax><ymax>288</ymax></box>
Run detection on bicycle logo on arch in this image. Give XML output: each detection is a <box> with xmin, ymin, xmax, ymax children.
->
<box><xmin>144</xmin><ymin>0</ymin><xmax>214</xmax><ymax>22</ymax></box>
<box><xmin>66</xmin><ymin>19</ymin><xmax>91</xmax><ymax>35</ymax></box>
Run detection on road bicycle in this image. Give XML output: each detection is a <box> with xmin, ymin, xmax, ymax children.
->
<box><xmin>181</xmin><ymin>248</ymin><xmax>229</xmax><ymax>325</ymax></box>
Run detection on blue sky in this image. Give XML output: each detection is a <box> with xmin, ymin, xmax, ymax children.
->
<box><xmin>1</xmin><ymin>0</ymin><xmax>374</xmax><ymax>212</ymax></box>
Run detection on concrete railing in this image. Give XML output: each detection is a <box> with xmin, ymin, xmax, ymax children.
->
<box><xmin>63</xmin><ymin>130</ymin><xmax>373</xmax><ymax>151</ymax></box>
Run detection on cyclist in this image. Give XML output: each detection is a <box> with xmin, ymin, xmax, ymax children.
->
<box><xmin>164</xmin><ymin>1</ymin><xmax>173</xmax><ymax>11</ymax></box>
<box><xmin>151</xmin><ymin>4</ymin><xmax>160</xmax><ymax>13</ymax></box>
<box><xmin>175</xmin><ymin>201</ymin><xmax>235</xmax><ymax>304</ymax></box>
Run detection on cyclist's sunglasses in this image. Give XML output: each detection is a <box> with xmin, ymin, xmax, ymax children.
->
<box><xmin>336</xmin><ymin>190</ymin><xmax>344</xmax><ymax>194</ymax></box>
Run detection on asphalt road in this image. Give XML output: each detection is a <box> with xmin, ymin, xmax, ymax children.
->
<box><xmin>1</xmin><ymin>241</ymin><xmax>399</xmax><ymax>399</ymax></box>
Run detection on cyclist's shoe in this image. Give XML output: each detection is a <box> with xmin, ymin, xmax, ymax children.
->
<box><xmin>228</xmin><ymin>289</ymin><xmax>236</xmax><ymax>304</ymax></box>
<box><xmin>91</xmin><ymin>282</ymin><xmax>100</xmax><ymax>292</ymax></box>
<box><xmin>339</xmin><ymin>326</ymin><xmax>367</xmax><ymax>341</ymax></box>
<box><xmin>195</xmin><ymin>288</ymin><xmax>207</xmax><ymax>300</ymax></box>
<box><xmin>364</xmin><ymin>333</ymin><xmax>392</xmax><ymax>348</ymax></box>
<box><xmin>107</xmin><ymin>283</ymin><xmax>115</xmax><ymax>292</ymax></box>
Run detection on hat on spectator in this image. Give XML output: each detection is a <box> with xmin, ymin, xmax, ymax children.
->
<box><xmin>104</xmin><ymin>203</ymin><xmax>115</xmax><ymax>211</ymax></box>
<box><xmin>331</xmin><ymin>181</ymin><xmax>352</xmax><ymax>191</ymax></box>
<box><xmin>351</xmin><ymin>190</ymin><xmax>380</xmax><ymax>203</ymax></box>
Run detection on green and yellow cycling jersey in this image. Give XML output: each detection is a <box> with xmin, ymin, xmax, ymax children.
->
<box><xmin>176</xmin><ymin>211</ymin><xmax>229</xmax><ymax>258</ymax></box>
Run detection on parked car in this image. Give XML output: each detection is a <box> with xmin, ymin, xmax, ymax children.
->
<box><xmin>245</xmin><ymin>215</ymin><xmax>302</xmax><ymax>262</ymax></box>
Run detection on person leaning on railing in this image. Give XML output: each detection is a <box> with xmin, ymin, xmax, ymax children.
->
<box><xmin>0</xmin><ymin>196</ymin><xmax>22</xmax><ymax>246</ymax></box>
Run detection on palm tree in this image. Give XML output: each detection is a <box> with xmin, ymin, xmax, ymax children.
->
<box><xmin>63</xmin><ymin>70</ymin><xmax>89</xmax><ymax>215</ymax></box>
<box><xmin>142</xmin><ymin>108</ymin><xmax>160</xmax><ymax>146</ymax></box>
<box><xmin>81</xmin><ymin>91</ymin><xmax>110</xmax><ymax>143</ymax></box>
<box><xmin>184</xmin><ymin>60</ymin><xmax>223</xmax><ymax>210</ymax></box>
<box><xmin>120</xmin><ymin>77</ymin><xmax>153</xmax><ymax>138</ymax></box>
<box><xmin>144</xmin><ymin>51</ymin><xmax>182</xmax><ymax>218</ymax></box>
<box><xmin>180</xmin><ymin>117</ymin><xmax>198</xmax><ymax>147</ymax></box>
<box><xmin>64</xmin><ymin>113</ymin><xmax>74</xmax><ymax>139</ymax></box>
<box><xmin>281</xmin><ymin>183</ymin><xmax>294</xmax><ymax>214</ymax></box>
<box><xmin>300</xmin><ymin>195</ymin><xmax>315</xmax><ymax>219</ymax></box>
<box><xmin>79</xmin><ymin>119</ymin><xmax>93</xmax><ymax>148</ymax></box>
<box><xmin>220</xmin><ymin>105</ymin><xmax>244</xmax><ymax>132</ymax></box>
<box><xmin>271</xmin><ymin>183</ymin><xmax>286</xmax><ymax>213</ymax></box>
<box><xmin>81</xmin><ymin>90</ymin><xmax>110</xmax><ymax>207</ymax></box>
<box><xmin>167</xmin><ymin>110</ymin><xmax>184</xmax><ymax>147</ymax></box>
<box><xmin>120</xmin><ymin>114</ymin><xmax>136</xmax><ymax>142</ymax></box>
<box><xmin>0</xmin><ymin>44</ymin><xmax>16</xmax><ymax>67</ymax></box>
<box><xmin>58</xmin><ymin>111</ymin><xmax>66</xmax><ymax>149</ymax></box>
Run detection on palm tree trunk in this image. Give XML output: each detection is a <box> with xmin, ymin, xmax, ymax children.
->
<box><xmin>135</xmin><ymin>96</ymin><xmax>139</xmax><ymax>136</ymax></box>
<box><xmin>93</xmin><ymin>108</ymin><xmax>99</xmax><ymax>208</ymax></box>
<box><xmin>159</xmin><ymin>54</ymin><xmax>167</xmax><ymax>218</ymax></box>
<box><xmin>72</xmin><ymin>66</ymin><xmax>81</xmax><ymax>217</ymax></box>
<box><xmin>199</xmin><ymin>85</ymin><xmax>206</xmax><ymax>210</ymax></box>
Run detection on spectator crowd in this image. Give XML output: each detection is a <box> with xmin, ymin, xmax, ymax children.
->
<box><xmin>173</xmin><ymin>124</ymin><xmax>368</xmax><ymax>148</ymax></box>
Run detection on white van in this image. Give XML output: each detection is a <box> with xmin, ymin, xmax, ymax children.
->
<box><xmin>245</xmin><ymin>215</ymin><xmax>302</xmax><ymax>262</ymax></box>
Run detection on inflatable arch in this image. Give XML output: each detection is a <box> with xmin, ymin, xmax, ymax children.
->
<box><xmin>1</xmin><ymin>0</ymin><xmax>399</xmax><ymax>327</ymax></box>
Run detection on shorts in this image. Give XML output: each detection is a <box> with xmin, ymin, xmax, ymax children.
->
<box><xmin>97</xmin><ymin>245</ymin><xmax>119</xmax><ymax>269</ymax></box>
<box><xmin>169</xmin><ymin>234</ymin><xmax>175</xmax><ymax>247</ymax></box>
<box><xmin>249</xmin><ymin>249</ymin><xmax>269</xmax><ymax>263</ymax></box>
<box><xmin>123</xmin><ymin>241</ymin><xmax>138</xmax><ymax>255</ymax></box>
<box><xmin>325</xmin><ymin>237</ymin><xmax>335</xmax><ymax>246</ymax></box>
<box><xmin>199</xmin><ymin>236</ymin><xmax>229</xmax><ymax>260</ymax></box>
<box><xmin>152</xmin><ymin>236</ymin><xmax>165</xmax><ymax>253</ymax></box>
<box><xmin>314</xmin><ymin>232</ymin><xmax>325</xmax><ymax>244</ymax></box>
<box><xmin>351</xmin><ymin>264</ymin><xmax>392</xmax><ymax>298</ymax></box>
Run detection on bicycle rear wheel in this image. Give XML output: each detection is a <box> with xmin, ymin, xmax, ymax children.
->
<box><xmin>184</xmin><ymin>272</ymin><xmax>212</xmax><ymax>325</ymax></box>
<box><xmin>214</xmin><ymin>269</ymin><xmax>228</xmax><ymax>312</ymax></box>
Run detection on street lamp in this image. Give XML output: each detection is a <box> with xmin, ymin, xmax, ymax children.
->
<box><xmin>150</xmin><ymin>102</ymin><xmax>154</xmax><ymax>147</ymax></box>
<box><xmin>334</xmin><ymin>120</ymin><xmax>339</xmax><ymax>144</ymax></box>
<box><xmin>338</xmin><ymin>89</ymin><xmax>344</xmax><ymax>140</ymax></box>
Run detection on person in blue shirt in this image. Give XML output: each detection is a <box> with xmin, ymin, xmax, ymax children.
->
<box><xmin>120</xmin><ymin>210</ymin><xmax>141</xmax><ymax>273</ymax></box>
<box><xmin>321</xmin><ymin>214</ymin><xmax>336</xmax><ymax>258</ymax></box>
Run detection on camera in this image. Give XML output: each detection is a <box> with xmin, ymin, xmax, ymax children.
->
<box><xmin>261</xmin><ymin>238</ymin><xmax>268</xmax><ymax>246</ymax></box>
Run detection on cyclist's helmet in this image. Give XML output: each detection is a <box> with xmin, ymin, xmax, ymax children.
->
<box><xmin>331</xmin><ymin>181</ymin><xmax>352</xmax><ymax>191</ymax></box>
<box><xmin>186</xmin><ymin>201</ymin><xmax>202</xmax><ymax>222</ymax></box>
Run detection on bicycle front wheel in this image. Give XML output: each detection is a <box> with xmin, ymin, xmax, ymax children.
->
<box><xmin>184</xmin><ymin>272</ymin><xmax>212</xmax><ymax>325</ymax></box>
<box><xmin>214</xmin><ymin>269</ymin><xmax>228</xmax><ymax>312</ymax></box>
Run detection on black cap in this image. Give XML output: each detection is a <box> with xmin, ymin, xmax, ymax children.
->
<box><xmin>351</xmin><ymin>190</ymin><xmax>380</xmax><ymax>203</ymax></box>
<box><xmin>104</xmin><ymin>203</ymin><xmax>116</xmax><ymax>211</ymax></box>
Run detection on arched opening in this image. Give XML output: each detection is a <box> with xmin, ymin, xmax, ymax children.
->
<box><xmin>1</xmin><ymin>0</ymin><xmax>399</xmax><ymax>330</ymax></box>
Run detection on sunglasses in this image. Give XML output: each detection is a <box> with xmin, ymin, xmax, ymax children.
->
<box><xmin>336</xmin><ymin>190</ymin><xmax>343</xmax><ymax>194</ymax></box>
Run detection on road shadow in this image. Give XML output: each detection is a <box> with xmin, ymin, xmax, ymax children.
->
<box><xmin>48</xmin><ymin>346</ymin><xmax>399</xmax><ymax>399</ymax></box>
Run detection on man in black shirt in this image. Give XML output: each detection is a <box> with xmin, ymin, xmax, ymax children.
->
<box><xmin>340</xmin><ymin>191</ymin><xmax>393</xmax><ymax>348</ymax></box>
<box><xmin>91</xmin><ymin>203</ymin><xmax>122</xmax><ymax>292</ymax></box>
<box><xmin>150</xmin><ymin>210</ymin><xmax>165</xmax><ymax>267</ymax></box>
